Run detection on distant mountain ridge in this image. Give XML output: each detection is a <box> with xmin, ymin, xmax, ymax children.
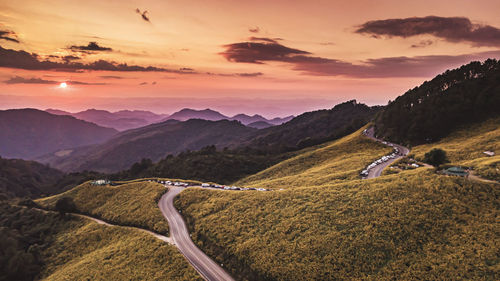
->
<box><xmin>0</xmin><ymin>109</ymin><xmax>118</xmax><ymax>160</ymax></box>
<box><xmin>46</xmin><ymin>108</ymin><xmax>168</xmax><ymax>131</ymax></box>
<box><xmin>39</xmin><ymin>119</ymin><xmax>257</xmax><ymax>173</ymax></box>
<box><xmin>164</xmin><ymin>108</ymin><xmax>294</xmax><ymax>126</ymax></box>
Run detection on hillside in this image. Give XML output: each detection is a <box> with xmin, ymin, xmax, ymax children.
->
<box><xmin>39</xmin><ymin>119</ymin><xmax>256</xmax><ymax>173</ymax></box>
<box><xmin>235</xmin><ymin>126</ymin><xmax>391</xmax><ymax>188</ymax></box>
<box><xmin>375</xmin><ymin>59</ymin><xmax>500</xmax><ymax>145</ymax></box>
<box><xmin>0</xmin><ymin>202</ymin><xmax>200</xmax><ymax>281</ymax></box>
<box><xmin>247</xmin><ymin>121</ymin><xmax>274</xmax><ymax>129</ymax></box>
<box><xmin>177</xmin><ymin>169</ymin><xmax>499</xmax><ymax>280</ymax></box>
<box><xmin>0</xmin><ymin>157</ymin><xmax>64</xmax><ymax>199</ymax></box>
<box><xmin>239</xmin><ymin>100</ymin><xmax>381</xmax><ymax>153</ymax></box>
<box><xmin>37</xmin><ymin>180</ymin><xmax>171</xmax><ymax>235</ymax></box>
<box><xmin>411</xmin><ymin>117</ymin><xmax>500</xmax><ymax>181</ymax></box>
<box><xmin>0</xmin><ymin>109</ymin><xmax>117</xmax><ymax>159</ymax></box>
<box><xmin>46</xmin><ymin>108</ymin><xmax>168</xmax><ymax>131</ymax></box>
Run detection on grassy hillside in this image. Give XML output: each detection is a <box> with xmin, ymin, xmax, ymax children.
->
<box><xmin>411</xmin><ymin>117</ymin><xmax>500</xmax><ymax>181</ymax></box>
<box><xmin>0</xmin><ymin>202</ymin><xmax>200</xmax><ymax>281</ymax></box>
<box><xmin>235</xmin><ymin>127</ymin><xmax>392</xmax><ymax>189</ymax></box>
<box><xmin>36</xmin><ymin>180</ymin><xmax>169</xmax><ymax>235</ymax></box>
<box><xmin>40</xmin><ymin>217</ymin><xmax>200</xmax><ymax>281</ymax></box>
<box><xmin>176</xmin><ymin>169</ymin><xmax>499</xmax><ymax>280</ymax></box>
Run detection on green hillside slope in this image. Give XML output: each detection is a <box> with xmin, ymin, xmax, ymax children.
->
<box><xmin>177</xmin><ymin>169</ymin><xmax>499</xmax><ymax>281</ymax></box>
<box><xmin>235</xmin><ymin>127</ymin><xmax>391</xmax><ymax>189</ymax></box>
<box><xmin>36</xmin><ymin>180</ymin><xmax>169</xmax><ymax>235</ymax></box>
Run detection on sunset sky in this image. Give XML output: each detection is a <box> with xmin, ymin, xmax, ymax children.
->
<box><xmin>1</xmin><ymin>0</ymin><xmax>500</xmax><ymax>117</ymax></box>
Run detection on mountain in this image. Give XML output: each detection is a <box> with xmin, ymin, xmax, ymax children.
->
<box><xmin>268</xmin><ymin>115</ymin><xmax>295</xmax><ymax>125</ymax></box>
<box><xmin>39</xmin><ymin>119</ymin><xmax>257</xmax><ymax>173</ymax></box>
<box><xmin>0</xmin><ymin>109</ymin><xmax>118</xmax><ymax>159</ymax></box>
<box><xmin>165</xmin><ymin>108</ymin><xmax>294</xmax><ymax>126</ymax></box>
<box><xmin>375</xmin><ymin>59</ymin><xmax>500</xmax><ymax>145</ymax></box>
<box><xmin>239</xmin><ymin>100</ymin><xmax>381</xmax><ymax>153</ymax></box>
<box><xmin>46</xmin><ymin>108</ymin><xmax>169</xmax><ymax>131</ymax></box>
<box><xmin>230</xmin><ymin>114</ymin><xmax>268</xmax><ymax>125</ymax></box>
<box><xmin>247</xmin><ymin>120</ymin><xmax>274</xmax><ymax>129</ymax></box>
<box><xmin>166</xmin><ymin>108</ymin><xmax>228</xmax><ymax>122</ymax></box>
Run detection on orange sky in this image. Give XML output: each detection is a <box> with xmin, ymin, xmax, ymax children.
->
<box><xmin>1</xmin><ymin>0</ymin><xmax>500</xmax><ymax>117</ymax></box>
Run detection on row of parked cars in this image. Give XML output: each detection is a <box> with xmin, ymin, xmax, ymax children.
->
<box><xmin>201</xmin><ymin>183</ymin><xmax>269</xmax><ymax>191</ymax></box>
<box><xmin>150</xmin><ymin>179</ymin><xmax>190</xmax><ymax>187</ymax></box>
<box><xmin>360</xmin><ymin>147</ymin><xmax>401</xmax><ymax>177</ymax></box>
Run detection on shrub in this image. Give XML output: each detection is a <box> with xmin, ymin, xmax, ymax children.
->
<box><xmin>424</xmin><ymin>148</ymin><xmax>449</xmax><ymax>167</ymax></box>
<box><xmin>55</xmin><ymin>197</ymin><xmax>77</xmax><ymax>216</ymax></box>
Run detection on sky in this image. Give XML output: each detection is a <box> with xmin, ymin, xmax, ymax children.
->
<box><xmin>1</xmin><ymin>0</ymin><xmax>500</xmax><ymax>117</ymax></box>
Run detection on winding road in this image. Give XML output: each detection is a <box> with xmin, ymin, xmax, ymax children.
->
<box><xmin>159</xmin><ymin>186</ymin><xmax>235</xmax><ymax>281</ymax></box>
<box><xmin>363</xmin><ymin>127</ymin><xmax>410</xmax><ymax>179</ymax></box>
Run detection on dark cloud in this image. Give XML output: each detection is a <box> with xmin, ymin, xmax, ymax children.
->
<box><xmin>249</xmin><ymin>27</ymin><xmax>260</xmax><ymax>33</ymax></box>
<box><xmin>4</xmin><ymin>76</ymin><xmax>106</xmax><ymax>85</ymax></box>
<box><xmin>63</xmin><ymin>55</ymin><xmax>81</xmax><ymax>61</ymax></box>
<box><xmin>99</xmin><ymin>75</ymin><xmax>124</xmax><ymax>79</ymax></box>
<box><xmin>206</xmin><ymin>72</ymin><xmax>263</xmax><ymax>77</ymax></box>
<box><xmin>0</xmin><ymin>45</ymin><xmax>197</xmax><ymax>73</ymax></box>
<box><xmin>249</xmin><ymin>37</ymin><xmax>282</xmax><ymax>44</ymax></box>
<box><xmin>221</xmin><ymin>39</ymin><xmax>500</xmax><ymax>77</ymax></box>
<box><xmin>152</xmin><ymin>81</ymin><xmax>157</xmax><ymax>85</ymax></box>
<box><xmin>69</xmin><ymin>42</ymin><xmax>112</xmax><ymax>52</ymax></box>
<box><xmin>0</xmin><ymin>30</ymin><xmax>19</xmax><ymax>43</ymax></box>
<box><xmin>411</xmin><ymin>40</ymin><xmax>434</xmax><ymax>48</ymax></box>
<box><xmin>139</xmin><ymin>82</ymin><xmax>148</xmax><ymax>85</ymax></box>
<box><xmin>220</xmin><ymin>41</ymin><xmax>310</xmax><ymax>64</ymax></box>
<box><xmin>136</xmin><ymin>8</ymin><xmax>150</xmax><ymax>22</ymax></box>
<box><xmin>355</xmin><ymin>16</ymin><xmax>500</xmax><ymax>47</ymax></box>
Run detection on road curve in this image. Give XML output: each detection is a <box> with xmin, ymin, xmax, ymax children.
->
<box><xmin>159</xmin><ymin>186</ymin><xmax>235</xmax><ymax>281</ymax></box>
<box><xmin>363</xmin><ymin>127</ymin><xmax>410</xmax><ymax>179</ymax></box>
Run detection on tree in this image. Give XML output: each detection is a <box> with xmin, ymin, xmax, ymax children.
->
<box><xmin>55</xmin><ymin>197</ymin><xmax>76</xmax><ymax>216</ymax></box>
<box><xmin>424</xmin><ymin>148</ymin><xmax>449</xmax><ymax>167</ymax></box>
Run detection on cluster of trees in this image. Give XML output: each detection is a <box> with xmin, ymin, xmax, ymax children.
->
<box><xmin>376</xmin><ymin>59</ymin><xmax>500</xmax><ymax>145</ymax></box>
<box><xmin>0</xmin><ymin>202</ymin><xmax>67</xmax><ymax>281</ymax></box>
<box><xmin>0</xmin><ymin>156</ymin><xmax>104</xmax><ymax>200</ymax></box>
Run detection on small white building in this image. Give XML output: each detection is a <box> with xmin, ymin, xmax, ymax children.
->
<box><xmin>483</xmin><ymin>151</ymin><xmax>495</xmax><ymax>157</ymax></box>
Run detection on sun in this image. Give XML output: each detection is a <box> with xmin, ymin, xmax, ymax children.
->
<box><xmin>59</xmin><ymin>82</ymin><xmax>67</xmax><ymax>89</ymax></box>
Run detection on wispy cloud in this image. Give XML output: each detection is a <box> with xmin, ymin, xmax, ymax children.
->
<box><xmin>0</xmin><ymin>29</ymin><xmax>19</xmax><ymax>43</ymax></box>
<box><xmin>0</xmin><ymin>45</ymin><xmax>197</xmax><ymax>73</ymax></box>
<box><xmin>135</xmin><ymin>8</ymin><xmax>150</xmax><ymax>22</ymax></box>
<box><xmin>4</xmin><ymin>76</ymin><xmax>106</xmax><ymax>85</ymax></box>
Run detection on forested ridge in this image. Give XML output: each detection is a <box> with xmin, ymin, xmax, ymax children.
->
<box><xmin>375</xmin><ymin>59</ymin><xmax>500</xmax><ymax>145</ymax></box>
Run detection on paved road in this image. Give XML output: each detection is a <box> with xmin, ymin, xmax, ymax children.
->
<box><xmin>363</xmin><ymin>127</ymin><xmax>410</xmax><ymax>179</ymax></box>
<box><xmin>159</xmin><ymin>186</ymin><xmax>235</xmax><ymax>281</ymax></box>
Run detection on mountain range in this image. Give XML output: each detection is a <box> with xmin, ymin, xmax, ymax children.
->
<box><xmin>39</xmin><ymin>101</ymin><xmax>378</xmax><ymax>173</ymax></box>
<box><xmin>46</xmin><ymin>108</ymin><xmax>294</xmax><ymax>131</ymax></box>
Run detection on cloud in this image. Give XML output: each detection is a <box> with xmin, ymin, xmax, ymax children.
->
<box><xmin>99</xmin><ymin>75</ymin><xmax>124</xmax><ymax>79</ymax></box>
<box><xmin>206</xmin><ymin>72</ymin><xmax>264</xmax><ymax>77</ymax></box>
<box><xmin>4</xmin><ymin>76</ymin><xmax>55</xmax><ymax>84</ymax></box>
<box><xmin>136</xmin><ymin>8</ymin><xmax>150</xmax><ymax>22</ymax></box>
<box><xmin>319</xmin><ymin>42</ymin><xmax>335</xmax><ymax>46</ymax></box>
<box><xmin>411</xmin><ymin>40</ymin><xmax>434</xmax><ymax>48</ymax></box>
<box><xmin>63</xmin><ymin>55</ymin><xmax>81</xmax><ymax>61</ymax></box>
<box><xmin>0</xmin><ymin>45</ymin><xmax>197</xmax><ymax>73</ymax></box>
<box><xmin>139</xmin><ymin>82</ymin><xmax>148</xmax><ymax>85</ymax></box>
<box><xmin>249</xmin><ymin>37</ymin><xmax>282</xmax><ymax>44</ymax></box>
<box><xmin>249</xmin><ymin>27</ymin><xmax>260</xmax><ymax>33</ymax></box>
<box><xmin>0</xmin><ymin>30</ymin><xmax>19</xmax><ymax>43</ymax></box>
<box><xmin>355</xmin><ymin>16</ymin><xmax>500</xmax><ymax>47</ymax></box>
<box><xmin>69</xmin><ymin>42</ymin><xmax>112</xmax><ymax>52</ymax></box>
<box><xmin>4</xmin><ymin>76</ymin><xmax>106</xmax><ymax>85</ymax></box>
<box><xmin>220</xmin><ymin>39</ymin><xmax>500</xmax><ymax>77</ymax></box>
<box><xmin>220</xmin><ymin>41</ymin><xmax>310</xmax><ymax>64</ymax></box>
